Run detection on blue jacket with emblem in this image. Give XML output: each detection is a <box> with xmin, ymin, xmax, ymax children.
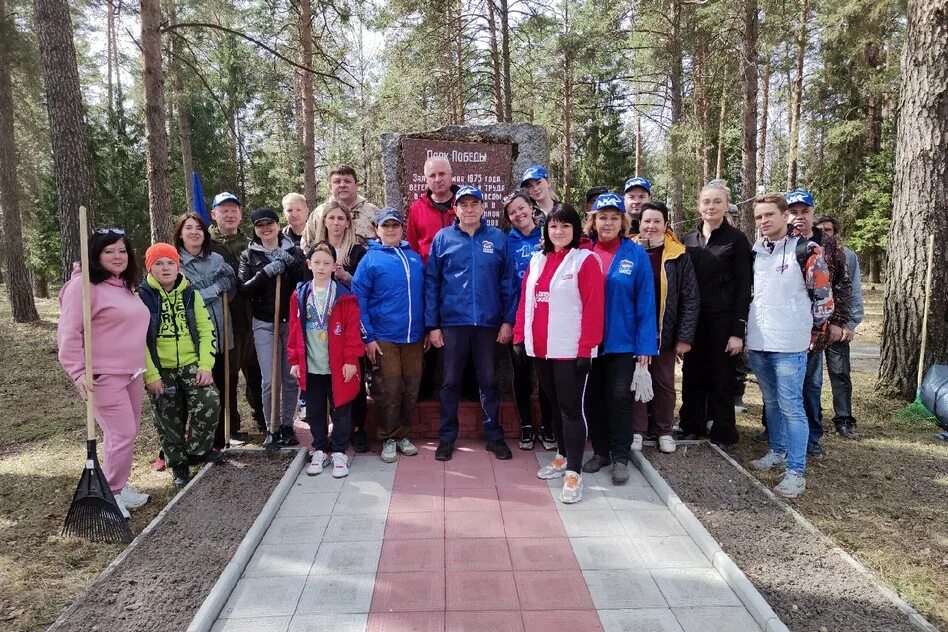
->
<box><xmin>425</xmin><ymin>218</ymin><xmax>516</xmax><ymax>329</ymax></box>
<box><xmin>504</xmin><ymin>225</ymin><xmax>542</xmax><ymax>308</ymax></box>
<box><xmin>595</xmin><ymin>237</ymin><xmax>659</xmax><ymax>356</ymax></box>
<box><xmin>352</xmin><ymin>240</ymin><xmax>425</xmax><ymax>344</ymax></box>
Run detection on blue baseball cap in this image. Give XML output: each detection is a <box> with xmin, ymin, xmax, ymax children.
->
<box><xmin>519</xmin><ymin>165</ymin><xmax>550</xmax><ymax>187</ymax></box>
<box><xmin>375</xmin><ymin>207</ymin><xmax>403</xmax><ymax>225</ymax></box>
<box><xmin>590</xmin><ymin>193</ymin><xmax>624</xmax><ymax>213</ymax></box>
<box><xmin>785</xmin><ymin>188</ymin><xmax>814</xmax><ymax>208</ymax></box>
<box><xmin>211</xmin><ymin>191</ymin><xmax>241</xmax><ymax>209</ymax></box>
<box><xmin>623</xmin><ymin>177</ymin><xmax>652</xmax><ymax>194</ymax></box>
<box><xmin>455</xmin><ymin>185</ymin><xmax>484</xmax><ymax>202</ymax></box>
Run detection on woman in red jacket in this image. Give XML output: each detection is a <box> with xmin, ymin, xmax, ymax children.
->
<box><xmin>514</xmin><ymin>204</ymin><xmax>604</xmax><ymax>503</ymax></box>
<box><xmin>288</xmin><ymin>242</ymin><xmax>366</xmax><ymax>478</ymax></box>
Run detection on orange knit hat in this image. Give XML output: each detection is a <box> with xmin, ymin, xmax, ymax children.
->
<box><xmin>144</xmin><ymin>243</ymin><xmax>180</xmax><ymax>271</ymax></box>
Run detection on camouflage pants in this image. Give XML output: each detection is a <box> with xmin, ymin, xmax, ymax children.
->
<box><xmin>149</xmin><ymin>364</ymin><xmax>221</xmax><ymax>469</ymax></box>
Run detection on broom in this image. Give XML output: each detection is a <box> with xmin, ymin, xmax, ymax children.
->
<box><xmin>896</xmin><ymin>234</ymin><xmax>937</xmax><ymax>422</ymax></box>
<box><xmin>62</xmin><ymin>206</ymin><xmax>135</xmax><ymax>544</ymax></box>
<box><xmin>264</xmin><ymin>275</ymin><xmax>283</xmax><ymax>452</ymax></box>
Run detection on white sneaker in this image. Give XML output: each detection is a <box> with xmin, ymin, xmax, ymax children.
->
<box><xmin>118</xmin><ymin>485</ymin><xmax>150</xmax><ymax>510</ymax></box>
<box><xmin>331</xmin><ymin>452</ymin><xmax>350</xmax><ymax>478</ymax></box>
<box><xmin>113</xmin><ymin>494</ymin><xmax>130</xmax><ymax>520</ymax></box>
<box><xmin>631</xmin><ymin>434</ymin><xmax>644</xmax><ymax>452</ymax></box>
<box><xmin>561</xmin><ymin>471</ymin><xmax>583</xmax><ymax>504</ymax></box>
<box><xmin>774</xmin><ymin>471</ymin><xmax>806</xmax><ymax>498</ymax></box>
<box><xmin>381</xmin><ymin>439</ymin><xmax>398</xmax><ymax>463</ymax></box>
<box><xmin>307</xmin><ymin>450</ymin><xmax>328</xmax><ymax>476</ymax></box>
<box><xmin>750</xmin><ymin>450</ymin><xmax>787</xmax><ymax>472</ymax></box>
<box><xmin>396</xmin><ymin>438</ymin><xmax>418</xmax><ymax>456</ymax></box>
<box><xmin>658</xmin><ymin>435</ymin><xmax>677</xmax><ymax>453</ymax></box>
<box><xmin>536</xmin><ymin>453</ymin><xmax>568</xmax><ymax>479</ymax></box>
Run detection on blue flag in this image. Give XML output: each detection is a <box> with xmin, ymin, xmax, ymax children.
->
<box><xmin>192</xmin><ymin>171</ymin><xmax>209</xmax><ymax>223</ymax></box>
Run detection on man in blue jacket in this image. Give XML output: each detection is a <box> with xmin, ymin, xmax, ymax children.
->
<box><xmin>425</xmin><ymin>185</ymin><xmax>516</xmax><ymax>461</ymax></box>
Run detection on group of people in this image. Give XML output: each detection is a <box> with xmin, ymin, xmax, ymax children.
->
<box><xmin>57</xmin><ymin>158</ymin><xmax>865</xmax><ymax>518</ymax></box>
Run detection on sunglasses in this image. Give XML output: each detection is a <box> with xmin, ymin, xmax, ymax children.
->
<box><xmin>94</xmin><ymin>228</ymin><xmax>125</xmax><ymax>235</ymax></box>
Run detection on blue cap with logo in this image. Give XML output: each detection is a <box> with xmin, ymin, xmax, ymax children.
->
<box><xmin>455</xmin><ymin>185</ymin><xmax>484</xmax><ymax>202</ymax></box>
<box><xmin>785</xmin><ymin>188</ymin><xmax>814</xmax><ymax>208</ymax></box>
<box><xmin>375</xmin><ymin>207</ymin><xmax>404</xmax><ymax>225</ymax></box>
<box><xmin>212</xmin><ymin>191</ymin><xmax>241</xmax><ymax>209</ymax></box>
<box><xmin>623</xmin><ymin>177</ymin><xmax>652</xmax><ymax>194</ymax></box>
<box><xmin>590</xmin><ymin>193</ymin><xmax>624</xmax><ymax>213</ymax></box>
<box><xmin>519</xmin><ymin>164</ymin><xmax>550</xmax><ymax>187</ymax></box>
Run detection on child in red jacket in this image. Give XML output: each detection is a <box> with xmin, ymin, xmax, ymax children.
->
<box><xmin>288</xmin><ymin>241</ymin><xmax>365</xmax><ymax>478</ymax></box>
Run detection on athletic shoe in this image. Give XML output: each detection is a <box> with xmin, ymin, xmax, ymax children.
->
<box><xmin>561</xmin><ymin>471</ymin><xmax>583</xmax><ymax>504</ymax></box>
<box><xmin>307</xmin><ymin>450</ymin><xmax>329</xmax><ymax>476</ymax></box>
<box><xmin>331</xmin><ymin>452</ymin><xmax>350</xmax><ymax>478</ymax></box>
<box><xmin>171</xmin><ymin>464</ymin><xmax>190</xmax><ymax>489</ymax></box>
<box><xmin>351</xmin><ymin>428</ymin><xmax>370</xmax><ymax>453</ymax></box>
<box><xmin>152</xmin><ymin>454</ymin><xmax>166</xmax><ymax>472</ymax></box>
<box><xmin>381</xmin><ymin>439</ymin><xmax>398</xmax><ymax>464</ymax></box>
<box><xmin>435</xmin><ymin>440</ymin><xmax>454</xmax><ymax>461</ymax></box>
<box><xmin>113</xmin><ymin>495</ymin><xmax>130</xmax><ymax>520</ymax></box>
<box><xmin>280</xmin><ymin>428</ymin><xmax>300</xmax><ymax>447</ymax></box>
<box><xmin>807</xmin><ymin>442</ymin><xmax>824</xmax><ymax>460</ymax></box>
<box><xmin>750</xmin><ymin>450</ymin><xmax>787</xmax><ymax>472</ymax></box>
<box><xmin>537</xmin><ymin>453</ymin><xmax>568</xmax><ymax>479</ymax></box>
<box><xmin>228</xmin><ymin>435</ymin><xmax>247</xmax><ymax>447</ymax></box>
<box><xmin>773</xmin><ymin>471</ymin><xmax>806</xmax><ymax>498</ymax></box>
<box><xmin>658</xmin><ymin>435</ymin><xmax>677</xmax><ymax>454</ymax></box>
<box><xmin>118</xmin><ymin>485</ymin><xmax>150</xmax><ymax>510</ymax></box>
<box><xmin>486</xmin><ymin>439</ymin><xmax>513</xmax><ymax>460</ymax></box>
<box><xmin>611</xmin><ymin>460</ymin><xmax>630</xmax><ymax>484</ymax></box>
<box><xmin>519</xmin><ymin>425</ymin><xmax>534</xmax><ymax>450</ymax></box>
<box><xmin>631</xmin><ymin>434</ymin><xmax>644</xmax><ymax>452</ymax></box>
<box><xmin>581</xmin><ymin>454</ymin><xmax>610</xmax><ymax>473</ymax></box>
<box><xmin>396</xmin><ymin>438</ymin><xmax>418</xmax><ymax>456</ymax></box>
<box><xmin>539</xmin><ymin>427</ymin><xmax>557</xmax><ymax>451</ymax></box>
<box><xmin>835</xmin><ymin>422</ymin><xmax>857</xmax><ymax>439</ymax></box>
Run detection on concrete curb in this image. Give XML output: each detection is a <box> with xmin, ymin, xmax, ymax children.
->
<box><xmin>631</xmin><ymin>451</ymin><xmax>788</xmax><ymax>632</ymax></box>
<box><xmin>708</xmin><ymin>443</ymin><xmax>940</xmax><ymax>632</ymax></box>
<box><xmin>188</xmin><ymin>448</ymin><xmax>307</xmax><ymax>632</ymax></box>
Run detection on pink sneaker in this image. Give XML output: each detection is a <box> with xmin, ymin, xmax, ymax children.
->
<box><xmin>152</xmin><ymin>456</ymin><xmax>166</xmax><ymax>472</ymax></box>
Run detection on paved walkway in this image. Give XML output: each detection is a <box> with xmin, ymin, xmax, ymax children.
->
<box><xmin>212</xmin><ymin>441</ymin><xmax>760</xmax><ymax>631</ymax></box>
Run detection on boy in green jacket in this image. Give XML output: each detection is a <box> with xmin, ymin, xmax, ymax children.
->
<box><xmin>140</xmin><ymin>243</ymin><xmax>222</xmax><ymax>489</ymax></box>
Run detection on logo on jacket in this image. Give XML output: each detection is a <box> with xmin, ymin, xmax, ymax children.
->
<box><xmin>482</xmin><ymin>241</ymin><xmax>494</xmax><ymax>254</ymax></box>
<box><xmin>561</xmin><ymin>273</ymin><xmax>574</xmax><ymax>281</ymax></box>
<box><xmin>618</xmin><ymin>259</ymin><xmax>634</xmax><ymax>275</ymax></box>
<box><xmin>334</xmin><ymin>323</ymin><xmax>343</xmax><ymax>335</ymax></box>
<box><xmin>536</xmin><ymin>291</ymin><xmax>551</xmax><ymax>303</ymax></box>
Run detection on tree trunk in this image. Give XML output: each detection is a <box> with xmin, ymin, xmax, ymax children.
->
<box><xmin>869</xmin><ymin>248</ymin><xmax>882</xmax><ymax>284</ymax></box>
<box><xmin>141</xmin><ymin>0</ymin><xmax>173</xmax><ymax>243</ymax></box>
<box><xmin>739</xmin><ymin>0</ymin><xmax>758</xmax><ymax>240</ymax></box>
<box><xmin>715</xmin><ymin>89</ymin><xmax>727</xmax><ymax>180</ymax></box>
<box><xmin>34</xmin><ymin>0</ymin><xmax>94</xmax><ymax>281</ymax></box>
<box><xmin>499</xmin><ymin>0</ymin><xmax>512</xmax><ymax>122</ymax></box>
<box><xmin>757</xmin><ymin>56</ymin><xmax>770</xmax><ymax>188</ymax></box>
<box><xmin>560</xmin><ymin>0</ymin><xmax>573</xmax><ymax>200</ymax></box>
<box><xmin>33</xmin><ymin>271</ymin><xmax>49</xmax><ymax>299</ymax></box>
<box><xmin>454</xmin><ymin>0</ymin><xmax>465</xmax><ymax>125</ymax></box>
<box><xmin>878</xmin><ymin>0</ymin><xmax>948</xmax><ymax>399</ymax></box>
<box><xmin>786</xmin><ymin>0</ymin><xmax>809</xmax><ymax>191</ymax></box>
<box><xmin>667</xmin><ymin>0</ymin><xmax>684</xmax><ymax>225</ymax></box>
<box><xmin>298</xmin><ymin>0</ymin><xmax>317</xmax><ymax>206</ymax></box>
<box><xmin>106</xmin><ymin>0</ymin><xmax>114</xmax><ymax>114</ymax></box>
<box><xmin>167</xmin><ymin>5</ymin><xmax>194</xmax><ymax>212</ymax></box>
<box><xmin>635</xmin><ymin>110</ymin><xmax>642</xmax><ymax>176</ymax></box>
<box><xmin>486</xmin><ymin>0</ymin><xmax>504</xmax><ymax>122</ymax></box>
<box><xmin>0</xmin><ymin>0</ymin><xmax>40</xmax><ymax>322</ymax></box>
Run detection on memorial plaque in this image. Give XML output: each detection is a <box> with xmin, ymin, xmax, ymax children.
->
<box><xmin>402</xmin><ymin>138</ymin><xmax>513</xmax><ymax>226</ymax></box>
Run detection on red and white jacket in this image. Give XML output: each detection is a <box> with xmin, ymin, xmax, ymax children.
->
<box><xmin>514</xmin><ymin>248</ymin><xmax>604</xmax><ymax>359</ymax></box>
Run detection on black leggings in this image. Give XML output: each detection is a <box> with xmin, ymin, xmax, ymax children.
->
<box><xmin>533</xmin><ymin>358</ymin><xmax>589</xmax><ymax>473</ymax></box>
<box><xmin>509</xmin><ymin>344</ymin><xmax>553</xmax><ymax>433</ymax></box>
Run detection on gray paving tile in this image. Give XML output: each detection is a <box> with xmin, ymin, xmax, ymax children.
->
<box><xmin>559</xmin><ymin>510</ymin><xmax>625</xmax><ymax>538</ymax></box>
<box><xmin>219</xmin><ymin>576</ymin><xmax>306</xmax><ymax>618</ymax></box>
<box><xmin>583</xmin><ymin>569</ymin><xmax>667</xmax><ymax>609</ymax></box>
<box><xmin>276</xmin><ymin>490</ymin><xmax>338</xmax><ymax>518</ymax></box>
<box><xmin>569</xmin><ymin>537</ymin><xmax>645</xmax><ymax>570</ymax></box>
<box><xmin>672</xmin><ymin>606</ymin><xmax>761</xmax><ymax>631</ymax></box>
<box><xmin>310</xmin><ymin>540</ymin><xmax>382</xmax><ymax>574</ymax></box>
<box><xmin>261</xmin><ymin>516</ymin><xmax>330</xmax><ymax>545</ymax></box>
<box><xmin>322</xmin><ymin>512</ymin><xmax>387</xmax><ymax>542</ymax></box>
<box><xmin>344</xmin><ymin>469</ymin><xmax>396</xmax><ymax>488</ymax></box>
<box><xmin>651</xmin><ymin>568</ymin><xmax>742</xmax><ymax>608</ymax></box>
<box><xmin>287</xmin><ymin>613</ymin><xmax>368</xmax><ymax>631</ymax></box>
<box><xmin>598</xmin><ymin>608</ymin><xmax>684</xmax><ymax>632</ymax></box>
<box><xmin>295</xmin><ymin>573</ymin><xmax>375</xmax><ymax>614</ymax></box>
<box><xmin>211</xmin><ymin>616</ymin><xmax>291</xmax><ymax>631</ymax></box>
<box><xmin>616</xmin><ymin>510</ymin><xmax>687</xmax><ymax>537</ymax></box>
<box><xmin>589</xmin><ymin>467</ymin><xmax>651</xmax><ymax>489</ymax></box>
<box><xmin>244</xmin><ymin>542</ymin><xmax>320</xmax><ymax>578</ymax></box>
<box><xmin>546</xmin><ymin>485</ymin><xmax>614</xmax><ymax>511</ymax></box>
<box><xmin>631</xmin><ymin>537</ymin><xmax>711</xmax><ymax>569</ymax></box>
<box><xmin>332</xmin><ymin>486</ymin><xmax>391</xmax><ymax>514</ymax></box>
<box><xmin>349</xmin><ymin>454</ymin><xmax>397</xmax><ymax>471</ymax></box>
<box><xmin>602</xmin><ymin>486</ymin><xmax>665</xmax><ymax>511</ymax></box>
<box><xmin>293</xmin><ymin>472</ymin><xmax>348</xmax><ymax>493</ymax></box>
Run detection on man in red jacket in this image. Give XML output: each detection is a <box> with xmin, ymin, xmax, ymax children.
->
<box><xmin>407</xmin><ymin>156</ymin><xmax>458</xmax><ymax>265</ymax></box>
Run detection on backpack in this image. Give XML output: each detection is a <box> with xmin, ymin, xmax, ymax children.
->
<box><xmin>751</xmin><ymin>235</ymin><xmax>810</xmax><ymax>279</ymax></box>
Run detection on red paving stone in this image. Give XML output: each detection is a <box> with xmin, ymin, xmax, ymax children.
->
<box><xmin>393</xmin><ymin>468</ymin><xmax>445</xmax><ymax>491</ymax></box>
<box><xmin>444</xmin><ymin>511</ymin><xmax>506</xmax><ymax>539</ymax></box>
<box><xmin>446</xmin><ymin>570</ymin><xmax>521</xmax><ymax>611</ymax></box>
<box><xmin>446</xmin><ymin>610</ymin><xmax>527</xmax><ymax>631</ymax></box>
<box><xmin>497</xmin><ymin>485</ymin><xmax>557</xmax><ymax>511</ymax></box>
<box><xmin>372</xmin><ymin>571</ymin><xmax>445</xmax><ymax>612</ymax></box>
<box><xmin>378</xmin><ymin>538</ymin><xmax>445</xmax><ymax>573</ymax></box>
<box><xmin>445</xmin><ymin>538</ymin><xmax>512</xmax><ymax>571</ymax></box>
<box><xmin>366</xmin><ymin>611</ymin><xmax>445</xmax><ymax>631</ymax></box>
<box><xmin>389</xmin><ymin>490</ymin><xmax>445</xmax><ymax>513</ymax></box>
<box><xmin>502</xmin><ymin>510</ymin><xmax>568</xmax><ymax>538</ymax></box>
<box><xmin>521</xmin><ymin>610</ymin><xmax>604</xmax><ymax>632</ymax></box>
<box><xmin>507</xmin><ymin>537</ymin><xmax>580</xmax><ymax>571</ymax></box>
<box><xmin>384</xmin><ymin>511</ymin><xmax>445</xmax><ymax>540</ymax></box>
<box><xmin>443</xmin><ymin>487</ymin><xmax>500</xmax><ymax>513</ymax></box>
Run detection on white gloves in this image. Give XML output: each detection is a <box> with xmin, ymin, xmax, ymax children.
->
<box><xmin>631</xmin><ymin>364</ymin><xmax>653</xmax><ymax>402</ymax></box>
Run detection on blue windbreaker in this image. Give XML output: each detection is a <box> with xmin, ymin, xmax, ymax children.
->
<box><xmin>425</xmin><ymin>218</ymin><xmax>516</xmax><ymax>329</ymax></box>
<box><xmin>504</xmin><ymin>225</ymin><xmax>542</xmax><ymax>307</ymax></box>
<box><xmin>352</xmin><ymin>240</ymin><xmax>425</xmax><ymax>344</ymax></box>
<box><xmin>597</xmin><ymin>237</ymin><xmax>659</xmax><ymax>356</ymax></box>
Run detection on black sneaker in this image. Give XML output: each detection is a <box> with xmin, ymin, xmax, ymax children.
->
<box><xmin>581</xmin><ymin>454</ymin><xmax>611</xmax><ymax>473</ymax></box>
<box><xmin>807</xmin><ymin>442</ymin><xmax>824</xmax><ymax>460</ymax></box>
<box><xmin>486</xmin><ymin>439</ymin><xmax>512</xmax><ymax>460</ymax></box>
<box><xmin>280</xmin><ymin>428</ymin><xmax>300</xmax><ymax>447</ymax></box>
<box><xmin>435</xmin><ymin>440</ymin><xmax>454</xmax><ymax>461</ymax></box>
<box><xmin>172</xmin><ymin>464</ymin><xmax>190</xmax><ymax>489</ymax></box>
<box><xmin>611</xmin><ymin>460</ymin><xmax>630</xmax><ymax>484</ymax></box>
<box><xmin>351</xmin><ymin>428</ymin><xmax>370</xmax><ymax>453</ymax></box>
<box><xmin>519</xmin><ymin>425</ymin><xmax>534</xmax><ymax>450</ymax></box>
<box><xmin>835</xmin><ymin>422</ymin><xmax>857</xmax><ymax>439</ymax></box>
<box><xmin>539</xmin><ymin>427</ymin><xmax>557</xmax><ymax>451</ymax></box>
<box><xmin>677</xmin><ymin>433</ymin><xmax>703</xmax><ymax>441</ymax></box>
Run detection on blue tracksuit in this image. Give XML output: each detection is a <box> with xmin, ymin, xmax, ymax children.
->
<box><xmin>504</xmin><ymin>226</ymin><xmax>542</xmax><ymax>307</ymax></box>
<box><xmin>352</xmin><ymin>240</ymin><xmax>425</xmax><ymax>344</ymax></box>
<box><xmin>598</xmin><ymin>238</ymin><xmax>658</xmax><ymax>356</ymax></box>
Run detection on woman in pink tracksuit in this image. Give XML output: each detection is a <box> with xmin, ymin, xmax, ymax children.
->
<box><xmin>58</xmin><ymin>229</ymin><xmax>151</xmax><ymax>519</ymax></box>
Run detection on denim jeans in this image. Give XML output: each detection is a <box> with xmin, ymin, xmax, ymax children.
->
<box><xmin>803</xmin><ymin>350</ymin><xmax>824</xmax><ymax>448</ymax></box>
<box><xmin>824</xmin><ymin>341</ymin><xmax>854</xmax><ymax>426</ymax></box>
<box><xmin>748</xmin><ymin>350</ymin><xmax>809</xmax><ymax>476</ymax></box>
<box><xmin>439</xmin><ymin>326</ymin><xmax>503</xmax><ymax>444</ymax></box>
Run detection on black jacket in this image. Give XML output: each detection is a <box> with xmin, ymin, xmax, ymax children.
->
<box><xmin>237</xmin><ymin>236</ymin><xmax>306</xmax><ymax>323</ymax></box>
<box><xmin>681</xmin><ymin>220</ymin><xmax>753</xmax><ymax>338</ymax></box>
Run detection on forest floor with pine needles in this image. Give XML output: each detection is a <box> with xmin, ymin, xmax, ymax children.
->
<box><xmin>0</xmin><ymin>285</ymin><xmax>945</xmax><ymax>630</ymax></box>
